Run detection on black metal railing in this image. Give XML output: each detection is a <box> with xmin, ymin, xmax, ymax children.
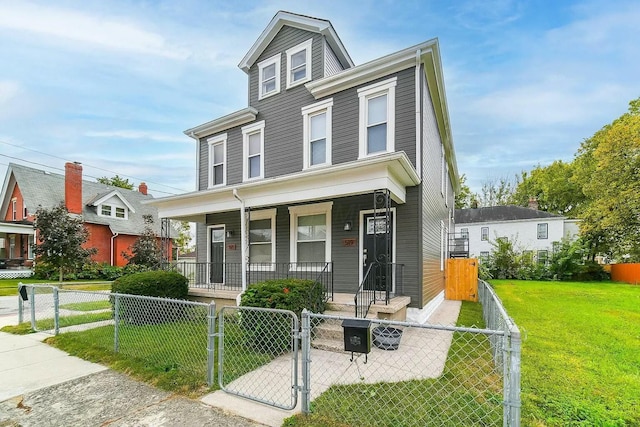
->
<box><xmin>354</xmin><ymin>262</ymin><xmax>404</xmax><ymax>318</ymax></box>
<box><xmin>448</xmin><ymin>232</ymin><xmax>470</xmax><ymax>258</ymax></box>
<box><xmin>163</xmin><ymin>261</ymin><xmax>333</xmax><ymax>298</ymax></box>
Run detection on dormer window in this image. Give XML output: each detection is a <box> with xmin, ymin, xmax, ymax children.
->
<box><xmin>93</xmin><ymin>190</ymin><xmax>135</xmax><ymax>221</ymax></box>
<box><xmin>286</xmin><ymin>39</ymin><xmax>312</xmax><ymax>88</ymax></box>
<box><xmin>99</xmin><ymin>204</ymin><xmax>128</xmax><ymax>220</ymax></box>
<box><xmin>258</xmin><ymin>54</ymin><xmax>281</xmax><ymax>99</ymax></box>
<box><xmin>115</xmin><ymin>207</ymin><xmax>125</xmax><ymax>219</ymax></box>
<box><xmin>101</xmin><ymin>205</ymin><xmax>112</xmax><ymax>216</ymax></box>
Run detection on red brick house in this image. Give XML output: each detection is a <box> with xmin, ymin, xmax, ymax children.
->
<box><xmin>0</xmin><ymin>162</ymin><xmax>172</xmax><ymax>270</ymax></box>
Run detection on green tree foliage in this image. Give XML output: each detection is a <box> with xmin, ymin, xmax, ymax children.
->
<box><xmin>575</xmin><ymin>98</ymin><xmax>640</xmax><ymax>261</ymax></box>
<box><xmin>173</xmin><ymin>221</ymin><xmax>193</xmax><ymax>255</ymax></box>
<box><xmin>123</xmin><ymin>214</ymin><xmax>162</xmax><ymax>268</ymax></box>
<box><xmin>475</xmin><ymin>176</ymin><xmax>517</xmax><ymax>207</ymax></box>
<box><xmin>33</xmin><ymin>203</ymin><xmax>97</xmax><ymax>282</ymax></box>
<box><xmin>510</xmin><ymin>161</ymin><xmax>585</xmax><ymax>217</ymax></box>
<box><xmin>97</xmin><ymin>175</ymin><xmax>134</xmax><ymax>190</ymax></box>
<box><xmin>455</xmin><ymin>174</ymin><xmax>473</xmax><ymax>209</ymax></box>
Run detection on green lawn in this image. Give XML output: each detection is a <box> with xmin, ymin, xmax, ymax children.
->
<box><xmin>2</xmin><ymin>311</ymin><xmax>113</xmax><ymax>334</ymax></box>
<box><xmin>286</xmin><ymin>301</ymin><xmax>503</xmax><ymax>427</ymax></box>
<box><xmin>0</xmin><ymin>279</ymin><xmax>112</xmax><ymax>296</ymax></box>
<box><xmin>491</xmin><ymin>280</ymin><xmax>640</xmax><ymax>426</ymax></box>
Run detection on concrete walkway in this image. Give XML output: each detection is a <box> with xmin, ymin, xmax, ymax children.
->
<box><xmin>203</xmin><ymin>299</ymin><xmax>462</xmax><ymax>427</ymax></box>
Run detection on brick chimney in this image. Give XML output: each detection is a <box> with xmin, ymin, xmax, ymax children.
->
<box><xmin>138</xmin><ymin>182</ymin><xmax>148</xmax><ymax>195</ymax></box>
<box><xmin>528</xmin><ymin>197</ymin><xmax>539</xmax><ymax>210</ymax></box>
<box><xmin>65</xmin><ymin>162</ymin><xmax>83</xmax><ymax>215</ymax></box>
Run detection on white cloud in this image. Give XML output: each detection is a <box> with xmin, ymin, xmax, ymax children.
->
<box><xmin>0</xmin><ymin>80</ymin><xmax>20</xmax><ymax>104</ymax></box>
<box><xmin>0</xmin><ymin>2</ymin><xmax>190</xmax><ymax>59</ymax></box>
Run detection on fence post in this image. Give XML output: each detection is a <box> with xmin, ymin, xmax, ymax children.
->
<box><xmin>301</xmin><ymin>309</ymin><xmax>311</xmax><ymax>414</ymax></box>
<box><xmin>114</xmin><ymin>294</ymin><xmax>120</xmax><ymax>353</ymax></box>
<box><xmin>207</xmin><ymin>301</ymin><xmax>216</xmax><ymax>387</ymax></box>
<box><xmin>18</xmin><ymin>282</ymin><xmax>23</xmax><ymax>324</ymax></box>
<box><xmin>29</xmin><ymin>286</ymin><xmax>36</xmax><ymax>330</ymax></box>
<box><xmin>508</xmin><ymin>330</ymin><xmax>522</xmax><ymax>426</ymax></box>
<box><xmin>53</xmin><ymin>287</ymin><xmax>59</xmax><ymax>335</ymax></box>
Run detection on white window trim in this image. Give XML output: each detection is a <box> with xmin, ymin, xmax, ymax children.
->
<box><xmin>207</xmin><ymin>133</ymin><xmax>227</xmax><ymax>188</ymax></box>
<box><xmin>11</xmin><ymin>198</ymin><xmax>16</xmax><ymax>221</ymax></box>
<box><xmin>358</xmin><ymin>77</ymin><xmax>397</xmax><ymax>159</ymax></box>
<box><xmin>537</xmin><ymin>223</ymin><xmax>548</xmax><ymax>240</ymax></box>
<box><xmin>249</xmin><ymin>208</ymin><xmax>277</xmax><ymax>270</ymax></box>
<box><xmin>286</xmin><ymin>38</ymin><xmax>313</xmax><ymax>89</ymax></box>
<box><xmin>98</xmin><ymin>204</ymin><xmax>129</xmax><ymax>220</ymax></box>
<box><xmin>289</xmin><ymin>202</ymin><xmax>333</xmax><ymax>269</ymax></box>
<box><xmin>301</xmin><ymin>98</ymin><xmax>333</xmax><ymax>169</ymax></box>
<box><xmin>481</xmin><ymin>227</ymin><xmax>489</xmax><ymax>241</ymax></box>
<box><xmin>242</xmin><ymin>121</ymin><xmax>265</xmax><ymax>182</ymax></box>
<box><xmin>258</xmin><ymin>54</ymin><xmax>281</xmax><ymax>100</ymax></box>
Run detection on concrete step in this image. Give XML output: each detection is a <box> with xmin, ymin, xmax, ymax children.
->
<box><xmin>311</xmin><ymin>338</ymin><xmax>344</xmax><ymax>353</ymax></box>
<box><xmin>313</xmin><ymin>321</ymin><xmax>343</xmax><ymax>341</ymax></box>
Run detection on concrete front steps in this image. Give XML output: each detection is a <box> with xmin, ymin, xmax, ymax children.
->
<box><xmin>312</xmin><ymin>293</ymin><xmax>411</xmax><ymax>352</ymax></box>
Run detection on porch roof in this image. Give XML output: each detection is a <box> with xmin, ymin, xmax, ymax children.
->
<box><xmin>0</xmin><ymin>221</ymin><xmax>35</xmax><ymax>235</ymax></box>
<box><xmin>146</xmin><ymin>152</ymin><xmax>420</xmax><ymax>222</ymax></box>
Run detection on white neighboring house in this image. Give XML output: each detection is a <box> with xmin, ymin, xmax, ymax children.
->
<box><xmin>454</xmin><ymin>204</ymin><xmax>580</xmax><ymax>263</ymax></box>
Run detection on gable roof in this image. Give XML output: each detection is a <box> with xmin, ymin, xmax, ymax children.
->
<box><xmin>1</xmin><ymin>163</ymin><xmax>168</xmax><ymax>237</ymax></box>
<box><xmin>455</xmin><ymin>206</ymin><xmax>563</xmax><ymax>224</ymax></box>
<box><xmin>238</xmin><ymin>10</ymin><xmax>354</xmax><ymax>73</ymax></box>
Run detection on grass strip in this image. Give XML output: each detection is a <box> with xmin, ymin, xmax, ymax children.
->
<box><xmin>60</xmin><ymin>300</ymin><xmax>111</xmax><ymax>311</ymax></box>
<box><xmin>1</xmin><ymin>311</ymin><xmax>113</xmax><ymax>334</ymax></box>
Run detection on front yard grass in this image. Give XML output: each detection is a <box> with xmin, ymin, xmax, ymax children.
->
<box><xmin>491</xmin><ymin>280</ymin><xmax>640</xmax><ymax>426</ymax></box>
<box><xmin>1</xmin><ymin>311</ymin><xmax>113</xmax><ymax>334</ymax></box>
<box><xmin>285</xmin><ymin>301</ymin><xmax>503</xmax><ymax>427</ymax></box>
<box><xmin>0</xmin><ymin>279</ymin><xmax>112</xmax><ymax>296</ymax></box>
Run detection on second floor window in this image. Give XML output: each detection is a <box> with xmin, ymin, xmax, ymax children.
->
<box><xmin>258</xmin><ymin>54</ymin><xmax>281</xmax><ymax>99</ymax></box>
<box><xmin>301</xmin><ymin>98</ymin><xmax>333</xmax><ymax>169</ymax></box>
<box><xmin>286</xmin><ymin>39</ymin><xmax>312</xmax><ymax>88</ymax></box>
<box><xmin>537</xmin><ymin>223</ymin><xmax>548</xmax><ymax>239</ymax></box>
<box><xmin>481</xmin><ymin>227</ymin><xmax>489</xmax><ymax>241</ymax></box>
<box><xmin>101</xmin><ymin>205</ymin><xmax>112</xmax><ymax>216</ymax></box>
<box><xmin>115</xmin><ymin>207</ymin><xmax>125</xmax><ymax>219</ymax></box>
<box><xmin>242</xmin><ymin>121</ymin><xmax>265</xmax><ymax>181</ymax></box>
<box><xmin>358</xmin><ymin>77</ymin><xmax>397</xmax><ymax>158</ymax></box>
<box><xmin>208</xmin><ymin>134</ymin><xmax>226</xmax><ymax>187</ymax></box>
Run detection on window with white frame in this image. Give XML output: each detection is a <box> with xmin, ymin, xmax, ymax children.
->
<box><xmin>258</xmin><ymin>54</ymin><xmax>281</xmax><ymax>99</ymax></box>
<box><xmin>249</xmin><ymin>209</ymin><xmax>276</xmax><ymax>268</ymax></box>
<box><xmin>460</xmin><ymin>228</ymin><xmax>469</xmax><ymax>239</ymax></box>
<box><xmin>289</xmin><ymin>202</ymin><xmax>332</xmax><ymax>266</ymax></box>
<box><xmin>480</xmin><ymin>251</ymin><xmax>490</xmax><ymax>261</ymax></box>
<box><xmin>286</xmin><ymin>39</ymin><xmax>312</xmax><ymax>88</ymax></box>
<box><xmin>208</xmin><ymin>133</ymin><xmax>226</xmax><ymax>187</ymax></box>
<box><xmin>481</xmin><ymin>227</ymin><xmax>489</xmax><ymax>241</ymax></box>
<box><xmin>537</xmin><ymin>250</ymin><xmax>549</xmax><ymax>265</ymax></box>
<box><xmin>28</xmin><ymin>235</ymin><xmax>34</xmax><ymax>259</ymax></box>
<box><xmin>242</xmin><ymin>121</ymin><xmax>265</xmax><ymax>181</ymax></box>
<box><xmin>99</xmin><ymin>204</ymin><xmax>128</xmax><ymax>219</ymax></box>
<box><xmin>11</xmin><ymin>199</ymin><xmax>16</xmax><ymax>221</ymax></box>
<box><xmin>537</xmin><ymin>223</ymin><xmax>548</xmax><ymax>239</ymax></box>
<box><xmin>301</xmin><ymin>98</ymin><xmax>333</xmax><ymax>168</ymax></box>
<box><xmin>101</xmin><ymin>205</ymin><xmax>112</xmax><ymax>216</ymax></box>
<box><xmin>115</xmin><ymin>207</ymin><xmax>125</xmax><ymax>219</ymax></box>
<box><xmin>358</xmin><ymin>77</ymin><xmax>396</xmax><ymax>158</ymax></box>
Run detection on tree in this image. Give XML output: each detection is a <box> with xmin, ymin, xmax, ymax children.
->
<box><xmin>576</xmin><ymin>98</ymin><xmax>640</xmax><ymax>261</ymax></box>
<box><xmin>123</xmin><ymin>214</ymin><xmax>162</xmax><ymax>268</ymax></box>
<box><xmin>33</xmin><ymin>203</ymin><xmax>96</xmax><ymax>282</ymax></box>
<box><xmin>173</xmin><ymin>221</ymin><xmax>193</xmax><ymax>255</ymax></box>
<box><xmin>455</xmin><ymin>174</ymin><xmax>473</xmax><ymax>209</ymax></box>
<box><xmin>97</xmin><ymin>175</ymin><xmax>134</xmax><ymax>190</ymax></box>
<box><xmin>474</xmin><ymin>176</ymin><xmax>517</xmax><ymax>207</ymax></box>
<box><xmin>510</xmin><ymin>161</ymin><xmax>585</xmax><ymax>217</ymax></box>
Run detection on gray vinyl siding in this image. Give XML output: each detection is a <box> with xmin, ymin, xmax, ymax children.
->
<box><xmin>324</xmin><ymin>40</ymin><xmax>343</xmax><ymax>76</ymax></box>
<box><xmin>420</xmin><ymin>69</ymin><xmax>448</xmax><ymax>307</ymax></box>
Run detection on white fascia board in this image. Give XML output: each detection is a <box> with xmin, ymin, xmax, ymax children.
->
<box><xmin>239</xmin><ymin>11</ymin><xmax>354</xmax><ymax>72</ymax></box>
<box><xmin>146</xmin><ymin>152</ymin><xmax>418</xmax><ymax>218</ymax></box>
<box><xmin>306</xmin><ymin>39</ymin><xmax>437</xmax><ymax>99</ymax></box>
<box><xmin>183</xmin><ymin>107</ymin><xmax>258</xmax><ymax>139</ymax></box>
<box><xmin>0</xmin><ymin>222</ymin><xmax>35</xmax><ymax>234</ymax></box>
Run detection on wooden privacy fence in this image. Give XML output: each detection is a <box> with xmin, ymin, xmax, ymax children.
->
<box><xmin>445</xmin><ymin>258</ymin><xmax>478</xmax><ymax>301</ymax></box>
<box><xmin>610</xmin><ymin>263</ymin><xmax>640</xmax><ymax>285</ymax></box>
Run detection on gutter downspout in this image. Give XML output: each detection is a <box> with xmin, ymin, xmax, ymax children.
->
<box><xmin>110</xmin><ymin>227</ymin><xmax>119</xmax><ymax>266</ymax></box>
<box><xmin>233</xmin><ymin>189</ymin><xmax>247</xmax><ymax>293</ymax></box>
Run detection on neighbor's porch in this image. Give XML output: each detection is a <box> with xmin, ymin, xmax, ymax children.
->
<box><xmin>0</xmin><ymin>220</ymin><xmax>35</xmax><ymax>278</ymax></box>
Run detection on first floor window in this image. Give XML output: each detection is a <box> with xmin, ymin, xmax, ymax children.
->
<box><xmin>480</xmin><ymin>251</ymin><xmax>490</xmax><ymax>261</ymax></box>
<box><xmin>481</xmin><ymin>227</ymin><xmax>489</xmax><ymax>241</ymax></box>
<box><xmin>249</xmin><ymin>209</ymin><xmax>276</xmax><ymax>268</ymax></box>
<box><xmin>537</xmin><ymin>250</ymin><xmax>549</xmax><ymax>265</ymax></box>
<box><xmin>289</xmin><ymin>202</ymin><xmax>332</xmax><ymax>266</ymax></box>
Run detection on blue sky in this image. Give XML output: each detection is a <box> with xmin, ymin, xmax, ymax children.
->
<box><xmin>1</xmin><ymin>0</ymin><xmax>639</xmax><ymax>196</ymax></box>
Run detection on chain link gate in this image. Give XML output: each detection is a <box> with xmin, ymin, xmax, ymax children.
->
<box><xmin>18</xmin><ymin>284</ymin><xmax>59</xmax><ymax>334</ymax></box>
<box><xmin>218</xmin><ymin>306</ymin><xmax>299</xmax><ymax>410</ymax></box>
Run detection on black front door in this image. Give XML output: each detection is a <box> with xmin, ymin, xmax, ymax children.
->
<box><xmin>362</xmin><ymin>213</ymin><xmax>393</xmax><ymax>291</ymax></box>
<box><xmin>210</xmin><ymin>227</ymin><xmax>224</xmax><ymax>283</ymax></box>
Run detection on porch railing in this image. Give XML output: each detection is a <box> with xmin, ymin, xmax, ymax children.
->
<box><xmin>163</xmin><ymin>261</ymin><xmax>333</xmax><ymax>300</ymax></box>
<box><xmin>354</xmin><ymin>262</ymin><xmax>404</xmax><ymax>318</ymax></box>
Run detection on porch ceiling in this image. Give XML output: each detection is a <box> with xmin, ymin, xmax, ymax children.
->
<box><xmin>146</xmin><ymin>152</ymin><xmax>420</xmax><ymax>221</ymax></box>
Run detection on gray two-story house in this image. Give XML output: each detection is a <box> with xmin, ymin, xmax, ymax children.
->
<box><xmin>149</xmin><ymin>11</ymin><xmax>459</xmax><ymax>321</ymax></box>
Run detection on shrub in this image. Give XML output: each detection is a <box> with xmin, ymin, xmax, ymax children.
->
<box><xmin>111</xmin><ymin>271</ymin><xmax>189</xmax><ymax>325</ymax></box>
<box><xmin>240</xmin><ymin>279</ymin><xmax>326</xmax><ymax>355</ymax></box>
<box><xmin>111</xmin><ymin>270</ymin><xmax>188</xmax><ymax>299</ymax></box>
<box><xmin>574</xmin><ymin>262</ymin><xmax>610</xmax><ymax>281</ymax></box>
